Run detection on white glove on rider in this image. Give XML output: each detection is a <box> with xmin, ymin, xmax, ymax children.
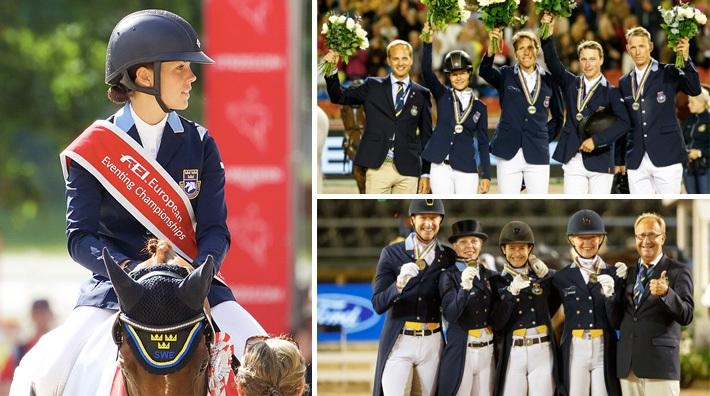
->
<box><xmin>529</xmin><ymin>254</ymin><xmax>549</xmax><ymax>278</ymax></box>
<box><xmin>396</xmin><ymin>262</ymin><xmax>420</xmax><ymax>291</ymax></box>
<box><xmin>597</xmin><ymin>274</ymin><xmax>615</xmax><ymax>297</ymax></box>
<box><xmin>507</xmin><ymin>274</ymin><xmax>531</xmax><ymax>296</ymax></box>
<box><xmin>460</xmin><ymin>266</ymin><xmax>478</xmax><ymax>291</ymax></box>
<box><xmin>614</xmin><ymin>262</ymin><xmax>628</xmax><ymax>280</ymax></box>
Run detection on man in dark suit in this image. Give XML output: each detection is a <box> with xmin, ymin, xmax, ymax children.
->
<box><xmin>617</xmin><ymin>213</ymin><xmax>694</xmax><ymax>396</ymax></box>
<box><xmin>371</xmin><ymin>199</ymin><xmax>456</xmax><ymax>396</ymax></box>
<box><xmin>618</xmin><ymin>27</ymin><xmax>701</xmax><ymax>194</ymax></box>
<box><xmin>324</xmin><ymin>39</ymin><xmax>433</xmax><ymax>194</ymax></box>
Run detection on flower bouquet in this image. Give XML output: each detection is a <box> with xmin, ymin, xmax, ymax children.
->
<box><xmin>477</xmin><ymin>0</ymin><xmax>527</xmax><ymax>54</ymax></box>
<box><xmin>319</xmin><ymin>13</ymin><xmax>369</xmax><ymax>76</ymax></box>
<box><xmin>658</xmin><ymin>3</ymin><xmax>707</xmax><ymax>68</ymax></box>
<box><xmin>421</xmin><ymin>0</ymin><xmax>473</xmax><ymax>41</ymax></box>
<box><xmin>533</xmin><ymin>0</ymin><xmax>578</xmax><ymax>40</ymax></box>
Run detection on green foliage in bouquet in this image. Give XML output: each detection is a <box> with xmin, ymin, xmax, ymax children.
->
<box><xmin>658</xmin><ymin>4</ymin><xmax>707</xmax><ymax>68</ymax></box>
<box><xmin>534</xmin><ymin>0</ymin><xmax>578</xmax><ymax>39</ymax></box>
<box><xmin>319</xmin><ymin>12</ymin><xmax>369</xmax><ymax>75</ymax></box>
<box><xmin>421</xmin><ymin>0</ymin><xmax>472</xmax><ymax>41</ymax></box>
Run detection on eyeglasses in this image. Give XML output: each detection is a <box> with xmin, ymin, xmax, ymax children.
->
<box><xmin>244</xmin><ymin>334</ymin><xmax>300</xmax><ymax>355</ymax></box>
<box><xmin>635</xmin><ymin>233</ymin><xmax>664</xmax><ymax>241</ymax></box>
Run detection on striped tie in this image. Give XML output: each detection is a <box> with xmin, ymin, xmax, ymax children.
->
<box><xmin>394</xmin><ymin>81</ymin><xmax>406</xmax><ymax>116</ymax></box>
<box><xmin>633</xmin><ymin>264</ymin><xmax>649</xmax><ymax>307</ymax></box>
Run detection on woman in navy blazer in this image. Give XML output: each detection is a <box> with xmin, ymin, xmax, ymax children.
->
<box><xmin>683</xmin><ymin>87</ymin><xmax>710</xmax><ymax>193</ymax></box>
<box><xmin>479</xmin><ymin>28</ymin><xmax>563</xmax><ymax>194</ymax></box>
<box><xmin>420</xmin><ymin>23</ymin><xmax>491</xmax><ymax>194</ymax></box>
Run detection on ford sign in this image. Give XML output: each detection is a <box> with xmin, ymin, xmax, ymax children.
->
<box><xmin>318</xmin><ymin>293</ymin><xmax>381</xmax><ymax>334</ymax></box>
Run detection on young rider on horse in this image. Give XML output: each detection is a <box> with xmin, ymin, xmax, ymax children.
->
<box><xmin>11</xmin><ymin>10</ymin><xmax>265</xmax><ymax>395</ymax></box>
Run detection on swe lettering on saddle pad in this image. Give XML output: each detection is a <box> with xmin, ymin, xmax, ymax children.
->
<box><xmin>60</xmin><ymin>120</ymin><xmax>198</xmax><ymax>261</ymax></box>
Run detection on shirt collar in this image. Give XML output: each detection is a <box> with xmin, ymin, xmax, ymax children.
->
<box><xmin>641</xmin><ymin>252</ymin><xmax>663</xmax><ymax>268</ymax></box>
<box><xmin>405</xmin><ymin>232</ymin><xmax>441</xmax><ymax>252</ymax></box>
<box><xmin>514</xmin><ymin>63</ymin><xmax>546</xmax><ymax>76</ymax></box>
<box><xmin>390</xmin><ymin>74</ymin><xmax>411</xmax><ymax>87</ymax></box>
<box><xmin>583</xmin><ymin>74</ymin><xmax>606</xmax><ymax>87</ymax></box>
<box><xmin>114</xmin><ymin>103</ymin><xmax>184</xmax><ymax>134</ymax></box>
<box><xmin>633</xmin><ymin>59</ymin><xmax>659</xmax><ymax>76</ymax></box>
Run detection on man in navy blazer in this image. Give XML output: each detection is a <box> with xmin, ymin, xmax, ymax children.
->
<box><xmin>371</xmin><ymin>199</ymin><xmax>456</xmax><ymax>396</ymax></box>
<box><xmin>618</xmin><ymin>27</ymin><xmax>701</xmax><ymax>194</ymax></box>
<box><xmin>479</xmin><ymin>28</ymin><xmax>564</xmax><ymax>194</ymax></box>
<box><xmin>617</xmin><ymin>213</ymin><xmax>694</xmax><ymax>396</ymax></box>
<box><xmin>324</xmin><ymin>39</ymin><xmax>433</xmax><ymax>194</ymax></box>
<box><xmin>540</xmin><ymin>13</ymin><xmax>629</xmax><ymax>194</ymax></box>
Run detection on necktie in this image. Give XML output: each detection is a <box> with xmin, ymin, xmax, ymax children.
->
<box><xmin>633</xmin><ymin>264</ymin><xmax>649</xmax><ymax>307</ymax></box>
<box><xmin>394</xmin><ymin>81</ymin><xmax>406</xmax><ymax>116</ymax></box>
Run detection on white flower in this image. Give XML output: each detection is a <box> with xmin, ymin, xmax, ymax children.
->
<box><xmin>337</xmin><ymin>15</ymin><xmax>346</xmax><ymax>24</ymax></box>
<box><xmin>346</xmin><ymin>17</ymin><xmax>355</xmax><ymax>30</ymax></box>
<box><xmin>355</xmin><ymin>27</ymin><xmax>367</xmax><ymax>39</ymax></box>
<box><xmin>360</xmin><ymin>39</ymin><xmax>370</xmax><ymax>50</ymax></box>
<box><xmin>321</xmin><ymin>23</ymin><xmax>328</xmax><ymax>34</ymax></box>
<box><xmin>671</xmin><ymin>28</ymin><xmax>679</xmax><ymax>34</ymax></box>
<box><xmin>696</xmin><ymin>12</ymin><xmax>707</xmax><ymax>25</ymax></box>
<box><xmin>478</xmin><ymin>0</ymin><xmax>490</xmax><ymax>7</ymax></box>
<box><xmin>461</xmin><ymin>10</ymin><xmax>472</xmax><ymax>21</ymax></box>
<box><xmin>678</xmin><ymin>6</ymin><xmax>694</xmax><ymax>19</ymax></box>
<box><xmin>329</xmin><ymin>15</ymin><xmax>338</xmax><ymax>24</ymax></box>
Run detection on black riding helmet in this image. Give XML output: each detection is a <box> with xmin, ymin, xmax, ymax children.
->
<box><xmin>408</xmin><ymin>199</ymin><xmax>445</xmax><ymax>218</ymax></box>
<box><xmin>498</xmin><ymin>220</ymin><xmax>534</xmax><ymax>256</ymax></box>
<box><xmin>566</xmin><ymin>209</ymin><xmax>606</xmax><ymax>257</ymax></box>
<box><xmin>105</xmin><ymin>9</ymin><xmax>214</xmax><ymax>113</ymax></box>
<box><xmin>442</xmin><ymin>50</ymin><xmax>473</xmax><ymax>74</ymax></box>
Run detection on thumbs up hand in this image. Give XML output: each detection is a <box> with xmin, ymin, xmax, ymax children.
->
<box><xmin>649</xmin><ymin>270</ymin><xmax>669</xmax><ymax>297</ymax></box>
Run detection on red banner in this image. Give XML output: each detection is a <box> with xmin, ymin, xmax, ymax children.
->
<box><xmin>204</xmin><ymin>0</ymin><xmax>292</xmax><ymax>334</ymax></box>
<box><xmin>60</xmin><ymin>121</ymin><xmax>198</xmax><ymax>261</ymax></box>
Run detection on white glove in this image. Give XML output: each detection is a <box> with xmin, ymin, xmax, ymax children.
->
<box><xmin>597</xmin><ymin>274</ymin><xmax>615</xmax><ymax>297</ymax></box>
<box><xmin>529</xmin><ymin>254</ymin><xmax>549</xmax><ymax>278</ymax></box>
<box><xmin>507</xmin><ymin>274</ymin><xmax>531</xmax><ymax>296</ymax></box>
<box><xmin>614</xmin><ymin>262</ymin><xmax>628</xmax><ymax>280</ymax></box>
<box><xmin>460</xmin><ymin>266</ymin><xmax>478</xmax><ymax>291</ymax></box>
<box><xmin>396</xmin><ymin>262</ymin><xmax>420</xmax><ymax>291</ymax></box>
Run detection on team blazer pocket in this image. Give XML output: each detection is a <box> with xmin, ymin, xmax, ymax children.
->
<box><xmin>651</xmin><ymin>335</ymin><xmax>678</xmax><ymax>348</ymax></box>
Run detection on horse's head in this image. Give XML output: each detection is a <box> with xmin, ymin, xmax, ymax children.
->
<box><xmin>103</xmin><ymin>248</ymin><xmax>214</xmax><ymax>395</ymax></box>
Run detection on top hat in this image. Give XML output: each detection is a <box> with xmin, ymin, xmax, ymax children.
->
<box><xmin>448</xmin><ymin>219</ymin><xmax>488</xmax><ymax>243</ymax></box>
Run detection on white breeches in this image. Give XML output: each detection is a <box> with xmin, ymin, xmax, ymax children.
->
<box><xmin>382</xmin><ymin>333</ymin><xmax>443</xmax><ymax>396</ymax></box>
<box><xmin>627</xmin><ymin>153</ymin><xmax>682</xmax><ymax>194</ymax></box>
<box><xmin>496</xmin><ymin>149</ymin><xmax>549</xmax><ymax>194</ymax></box>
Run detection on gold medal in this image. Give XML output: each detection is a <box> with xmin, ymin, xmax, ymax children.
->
<box><xmin>589</xmin><ymin>273</ymin><xmax>598</xmax><ymax>283</ymax></box>
<box><xmin>454</xmin><ymin>124</ymin><xmax>464</xmax><ymax>134</ymax></box>
<box><xmin>576</xmin><ymin>76</ymin><xmax>602</xmax><ymax>122</ymax></box>
<box><xmin>416</xmin><ymin>259</ymin><xmax>426</xmax><ymax>271</ymax></box>
<box><xmin>414</xmin><ymin>240</ymin><xmax>436</xmax><ymax>271</ymax></box>
<box><xmin>632</xmin><ymin>102</ymin><xmax>640</xmax><ymax>111</ymax></box>
<box><xmin>466</xmin><ymin>258</ymin><xmax>478</xmax><ymax>267</ymax></box>
<box><xmin>532</xmin><ymin>282</ymin><xmax>543</xmax><ymax>295</ymax></box>
<box><xmin>452</xmin><ymin>90</ymin><xmax>474</xmax><ymax>133</ymax></box>
<box><xmin>518</xmin><ymin>68</ymin><xmax>541</xmax><ymax>117</ymax></box>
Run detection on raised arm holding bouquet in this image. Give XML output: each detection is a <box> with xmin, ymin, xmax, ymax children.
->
<box><xmin>477</xmin><ymin>0</ymin><xmax>526</xmax><ymax>54</ymax></box>
<box><xmin>658</xmin><ymin>3</ymin><xmax>707</xmax><ymax>68</ymax></box>
<box><xmin>319</xmin><ymin>13</ymin><xmax>369</xmax><ymax>76</ymax></box>
<box><xmin>533</xmin><ymin>0</ymin><xmax>577</xmax><ymax>40</ymax></box>
<box><xmin>420</xmin><ymin>0</ymin><xmax>472</xmax><ymax>42</ymax></box>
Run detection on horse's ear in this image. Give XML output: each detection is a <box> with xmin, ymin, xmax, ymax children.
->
<box><xmin>103</xmin><ymin>248</ymin><xmax>144</xmax><ymax>312</ymax></box>
<box><xmin>177</xmin><ymin>255</ymin><xmax>215</xmax><ymax>311</ymax></box>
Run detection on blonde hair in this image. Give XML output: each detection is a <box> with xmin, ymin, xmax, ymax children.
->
<box><xmin>634</xmin><ymin>212</ymin><xmax>666</xmax><ymax>234</ymax></box>
<box><xmin>577</xmin><ymin>41</ymin><xmax>604</xmax><ymax>59</ymax></box>
<box><xmin>512</xmin><ymin>31</ymin><xmax>540</xmax><ymax>51</ymax></box>
<box><xmin>236</xmin><ymin>337</ymin><xmax>307</xmax><ymax>396</ymax></box>
<box><xmin>625</xmin><ymin>26</ymin><xmax>651</xmax><ymax>42</ymax></box>
<box><xmin>692</xmin><ymin>87</ymin><xmax>710</xmax><ymax>109</ymax></box>
<box><xmin>386</xmin><ymin>39</ymin><xmax>413</xmax><ymax>57</ymax></box>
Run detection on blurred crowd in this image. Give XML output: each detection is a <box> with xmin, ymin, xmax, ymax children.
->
<box><xmin>317</xmin><ymin>0</ymin><xmax>710</xmax><ymax>93</ymax></box>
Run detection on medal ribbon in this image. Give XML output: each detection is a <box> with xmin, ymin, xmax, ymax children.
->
<box><xmin>503</xmin><ymin>264</ymin><xmax>529</xmax><ymax>279</ymax></box>
<box><xmin>575</xmin><ymin>256</ymin><xmax>602</xmax><ymax>279</ymax></box>
<box><xmin>452</xmin><ymin>90</ymin><xmax>474</xmax><ymax>125</ymax></box>
<box><xmin>631</xmin><ymin>63</ymin><xmax>652</xmax><ymax>104</ymax></box>
<box><xmin>517</xmin><ymin>67</ymin><xmax>541</xmax><ymax>108</ymax></box>
<box><xmin>576</xmin><ymin>77</ymin><xmax>603</xmax><ymax>114</ymax></box>
<box><xmin>415</xmin><ymin>239</ymin><xmax>436</xmax><ymax>264</ymax></box>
